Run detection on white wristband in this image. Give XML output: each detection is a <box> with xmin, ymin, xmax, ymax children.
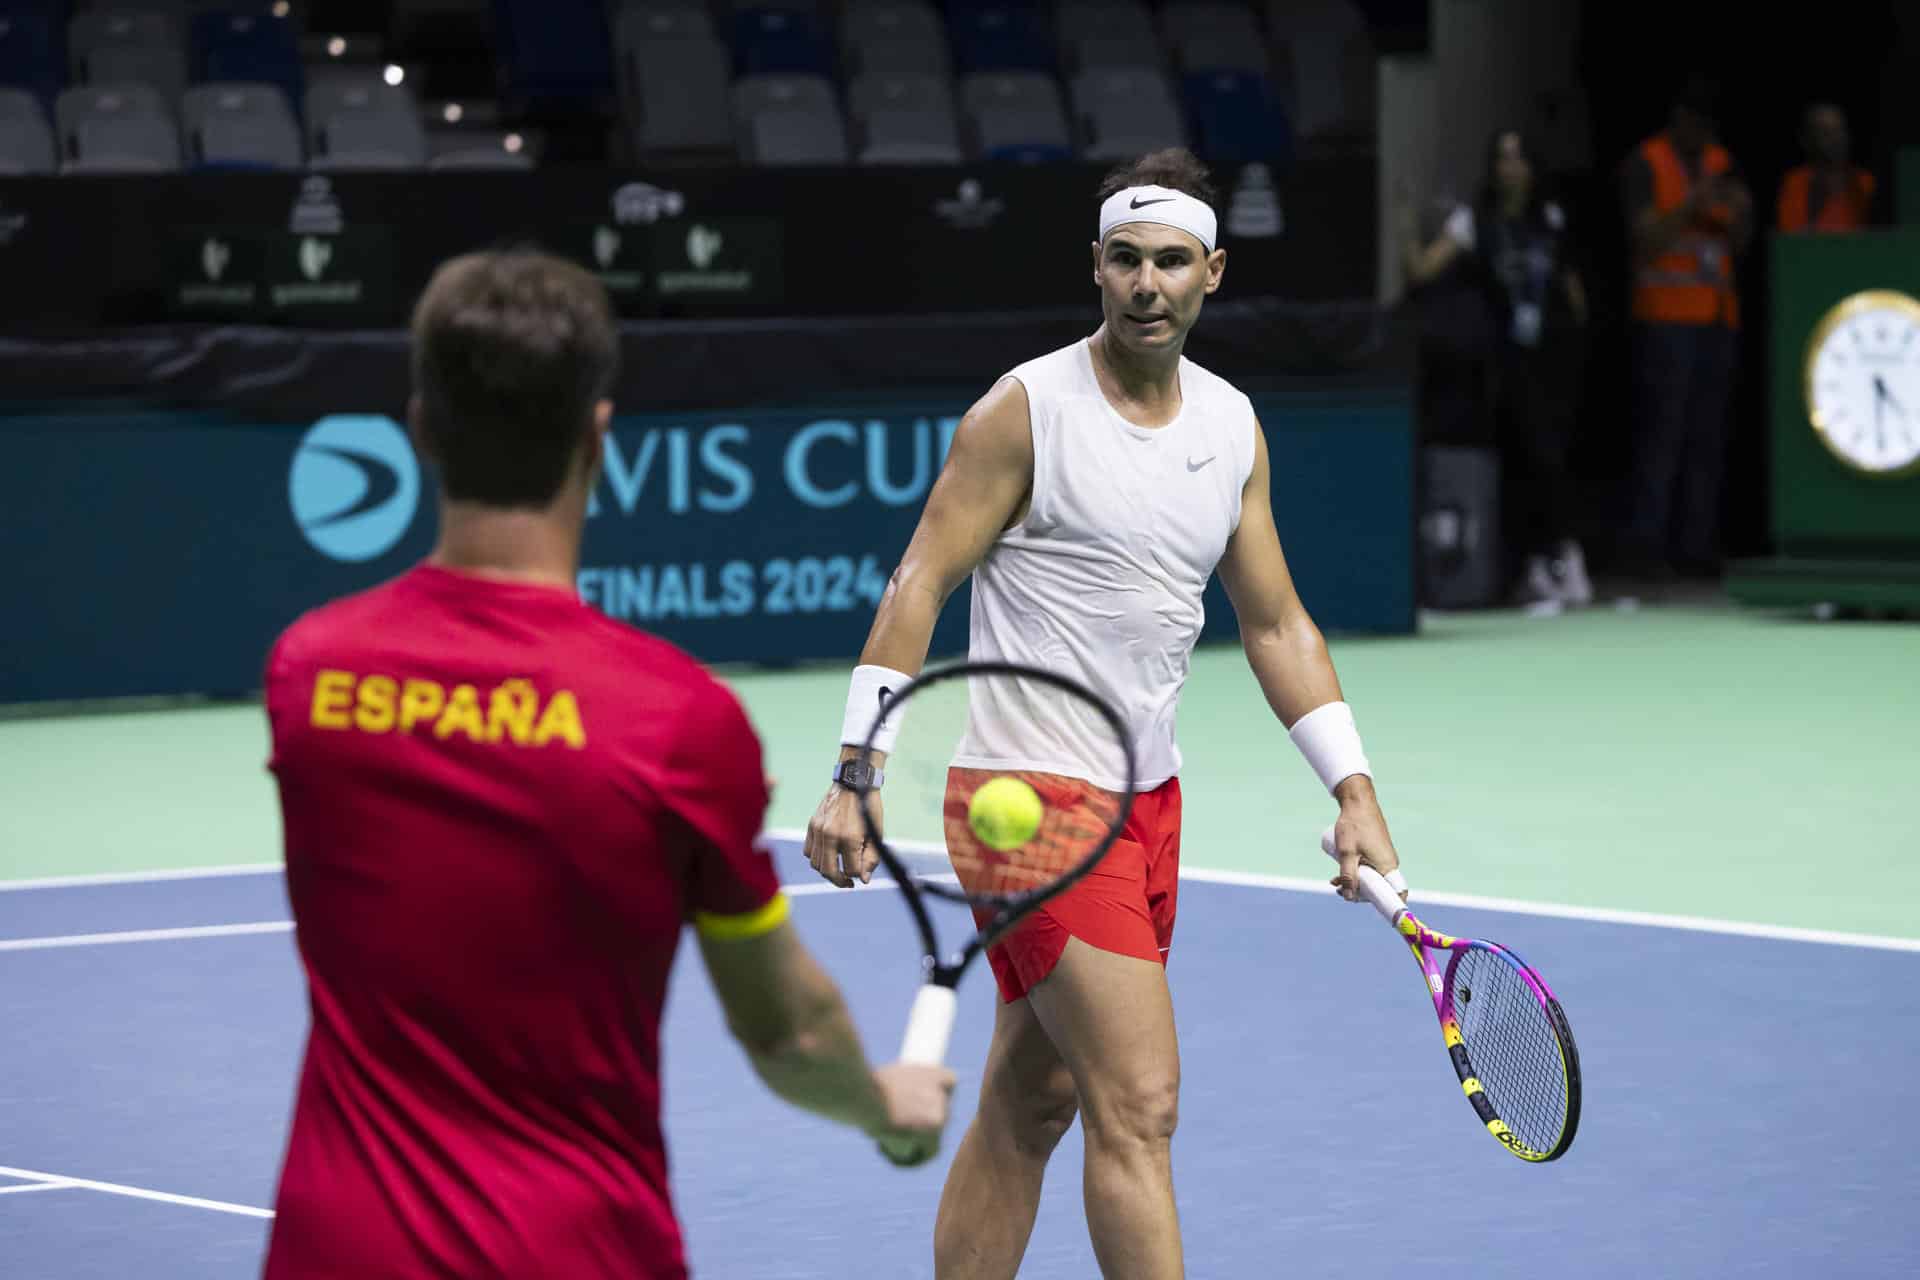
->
<box><xmin>841</xmin><ymin>664</ymin><xmax>912</xmax><ymax>754</ymax></box>
<box><xmin>1289</xmin><ymin>701</ymin><xmax>1372</xmax><ymax>795</ymax></box>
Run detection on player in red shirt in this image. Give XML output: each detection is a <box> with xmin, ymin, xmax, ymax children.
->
<box><xmin>261</xmin><ymin>250</ymin><xmax>954</xmax><ymax>1279</ymax></box>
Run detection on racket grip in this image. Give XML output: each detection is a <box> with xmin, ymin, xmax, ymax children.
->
<box><xmin>898</xmin><ymin>983</ymin><xmax>958</xmax><ymax>1065</ymax></box>
<box><xmin>1320</xmin><ymin>826</ymin><xmax>1407</xmax><ymax>924</ymax></box>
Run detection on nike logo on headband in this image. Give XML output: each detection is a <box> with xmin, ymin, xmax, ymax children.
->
<box><xmin>1130</xmin><ymin>196</ymin><xmax>1176</xmax><ymax>209</ymax></box>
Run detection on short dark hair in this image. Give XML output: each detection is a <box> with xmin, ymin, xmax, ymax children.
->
<box><xmin>1096</xmin><ymin>148</ymin><xmax>1218</xmax><ymax>209</ymax></box>
<box><xmin>410</xmin><ymin>249</ymin><xmax>619</xmax><ymax>508</ymax></box>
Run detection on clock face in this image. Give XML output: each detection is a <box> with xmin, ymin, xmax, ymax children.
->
<box><xmin>1805</xmin><ymin>290</ymin><xmax>1920</xmax><ymax>475</ymax></box>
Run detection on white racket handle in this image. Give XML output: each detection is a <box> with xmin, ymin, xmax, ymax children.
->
<box><xmin>1320</xmin><ymin>826</ymin><xmax>1409</xmax><ymax>924</ymax></box>
<box><xmin>898</xmin><ymin>983</ymin><xmax>957</xmax><ymax>1065</ymax></box>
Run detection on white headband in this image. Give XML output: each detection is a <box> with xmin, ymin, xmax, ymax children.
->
<box><xmin>1098</xmin><ymin>185</ymin><xmax>1218</xmax><ymax>254</ymax></box>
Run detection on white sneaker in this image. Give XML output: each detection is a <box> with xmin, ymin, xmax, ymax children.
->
<box><xmin>1551</xmin><ymin>541</ymin><xmax>1594</xmax><ymax>607</ymax></box>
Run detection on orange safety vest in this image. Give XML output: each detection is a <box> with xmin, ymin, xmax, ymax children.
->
<box><xmin>1632</xmin><ymin>133</ymin><xmax>1739</xmax><ymax>328</ymax></box>
<box><xmin>1776</xmin><ymin>165</ymin><xmax>1875</xmax><ymax>232</ymax></box>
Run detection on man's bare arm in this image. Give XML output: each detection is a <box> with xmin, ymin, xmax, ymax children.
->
<box><xmin>1216</xmin><ymin>423</ymin><xmax>1401</xmax><ymax>896</ymax></box>
<box><xmin>698</xmin><ymin>919</ymin><xmax>954</xmax><ymax>1163</ymax></box>
<box><xmin>849</xmin><ymin>375</ymin><xmax>1035</xmax><ymax>695</ymax></box>
<box><xmin>805</xmin><ymin>377</ymin><xmax>1034</xmax><ymax>886</ymax></box>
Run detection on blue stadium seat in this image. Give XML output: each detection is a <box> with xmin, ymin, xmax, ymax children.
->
<box><xmin>490</xmin><ymin>0</ymin><xmax>613</xmax><ymax>111</ymax></box>
<box><xmin>731</xmin><ymin>6</ymin><xmax>832</xmax><ymax>77</ymax></box>
<box><xmin>1181</xmin><ymin>69</ymin><xmax>1289</xmax><ymax>168</ymax></box>
<box><xmin>190</xmin><ymin>11</ymin><xmax>301</xmax><ymax>118</ymax></box>
<box><xmin>0</xmin><ymin>5</ymin><xmax>66</xmax><ymax>106</ymax></box>
<box><xmin>945</xmin><ymin>2</ymin><xmax>1052</xmax><ymax>74</ymax></box>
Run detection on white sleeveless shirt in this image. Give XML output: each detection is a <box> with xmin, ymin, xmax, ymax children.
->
<box><xmin>952</xmin><ymin>338</ymin><xmax>1258</xmax><ymax>790</ymax></box>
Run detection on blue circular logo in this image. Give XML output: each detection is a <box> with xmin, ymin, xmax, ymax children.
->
<box><xmin>289</xmin><ymin>415</ymin><xmax>420</xmax><ymax>562</ymax></box>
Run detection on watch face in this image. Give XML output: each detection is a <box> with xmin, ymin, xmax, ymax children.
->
<box><xmin>1805</xmin><ymin>290</ymin><xmax>1920</xmax><ymax>475</ymax></box>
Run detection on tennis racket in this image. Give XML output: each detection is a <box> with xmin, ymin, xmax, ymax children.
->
<box><xmin>1323</xmin><ymin>828</ymin><xmax>1582</xmax><ymax>1162</ymax></box>
<box><xmin>853</xmin><ymin>661</ymin><xmax>1137</xmax><ymax>1076</ymax></box>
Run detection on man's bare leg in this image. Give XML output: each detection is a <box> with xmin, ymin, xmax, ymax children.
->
<box><xmin>934</xmin><ymin>995</ymin><xmax>1079</xmax><ymax>1279</ymax></box>
<box><xmin>1027</xmin><ymin>938</ymin><xmax>1183</xmax><ymax>1280</ymax></box>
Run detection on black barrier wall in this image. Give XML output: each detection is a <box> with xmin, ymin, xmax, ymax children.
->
<box><xmin>2</xmin><ymin>391</ymin><xmax>1412</xmax><ymax>704</ymax></box>
<box><xmin>0</xmin><ymin>159</ymin><xmax>1370</xmax><ymax>331</ymax></box>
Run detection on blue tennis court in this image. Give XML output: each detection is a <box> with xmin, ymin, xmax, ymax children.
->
<box><xmin>3</xmin><ymin>839</ymin><xmax>1916</xmax><ymax>1279</ymax></box>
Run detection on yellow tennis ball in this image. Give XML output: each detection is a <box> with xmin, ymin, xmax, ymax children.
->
<box><xmin>969</xmin><ymin>776</ymin><xmax>1044</xmax><ymax>851</ymax></box>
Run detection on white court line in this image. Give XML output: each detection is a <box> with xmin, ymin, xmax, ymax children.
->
<box><xmin>0</xmin><ymin>921</ymin><xmax>293</xmax><ymax>953</ymax></box>
<box><xmin>0</xmin><ymin>863</ymin><xmax>281</xmax><ymax>893</ymax></box>
<box><xmin>0</xmin><ymin>1166</ymin><xmax>272</xmax><ymax>1219</ymax></box>
<box><xmin>0</xmin><ymin>1180</ymin><xmax>74</xmax><ymax>1195</ymax></box>
<box><xmin>765</xmin><ymin>828</ymin><xmax>1920</xmax><ymax>955</ymax></box>
<box><xmin>2</xmin><ymin>832</ymin><xmax>1916</xmax><ymax>955</ymax></box>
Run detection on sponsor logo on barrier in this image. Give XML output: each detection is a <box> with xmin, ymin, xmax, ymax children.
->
<box><xmin>1227</xmin><ymin>164</ymin><xmax>1282</xmax><ymax>239</ymax></box>
<box><xmin>290</xmin><ymin>175</ymin><xmax>345</xmax><ymax>235</ymax></box>
<box><xmin>584</xmin><ymin>222</ymin><xmax>646</xmax><ymax>296</ymax></box>
<box><xmin>612</xmin><ymin>182</ymin><xmax>685</xmax><ymax>225</ymax></box>
<box><xmin>686</xmin><ymin>225</ymin><xmax>722</xmax><ymax>270</ymax></box>
<box><xmin>655</xmin><ymin>218</ymin><xmax>777</xmax><ymax>298</ymax></box>
<box><xmin>289</xmin><ymin>415</ymin><xmax>420</xmax><ymax>562</ymax></box>
<box><xmin>934</xmin><ymin>179</ymin><xmax>1004</xmax><ymax>231</ymax></box>
<box><xmin>175</xmin><ymin>233</ymin><xmax>260</xmax><ymax>310</ymax></box>
<box><xmin>594</xmin><ymin>226</ymin><xmax>620</xmax><ymax>269</ymax></box>
<box><xmin>298</xmin><ymin>236</ymin><xmax>332</xmax><ymax>282</ymax></box>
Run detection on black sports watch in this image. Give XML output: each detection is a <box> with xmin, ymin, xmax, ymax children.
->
<box><xmin>831</xmin><ymin>757</ymin><xmax>885</xmax><ymax>791</ymax></box>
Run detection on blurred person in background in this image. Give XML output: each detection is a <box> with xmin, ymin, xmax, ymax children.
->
<box><xmin>1776</xmin><ymin>102</ymin><xmax>1877</xmax><ymax>233</ymax></box>
<box><xmin>1402</xmin><ymin>128</ymin><xmax>1593</xmax><ymax>607</ymax></box>
<box><xmin>1619</xmin><ymin>74</ymin><xmax>1753</xmax><ymax>582</ymax></box>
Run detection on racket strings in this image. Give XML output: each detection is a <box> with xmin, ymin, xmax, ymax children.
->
<box><xmin>941</xmin><ymin>769</ymin><xmax>1123</xmax><ymax>898</ymax></box>
<box><xmin>1448</xmin><ymin>949</ymin><xmax>1569</xmax><ymax>1152</ymax></box>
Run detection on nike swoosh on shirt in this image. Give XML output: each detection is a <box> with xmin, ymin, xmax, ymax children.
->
<box><xmin>1130</xmin><ymin>196</ymin><xmax>1176</xmax><ymax>209</ymax></box>
<box><xmin>1186</xmin><ymin>456</ymin><xmax>1216</xmax><ymax>472</ymax></box>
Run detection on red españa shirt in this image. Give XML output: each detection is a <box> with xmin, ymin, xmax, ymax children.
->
<box><xmin>261</xmin><ymin>564</ymin><xmax>781</xmax><ymax>1279</ymax></box>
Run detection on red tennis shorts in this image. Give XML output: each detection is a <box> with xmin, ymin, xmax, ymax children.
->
<box><xmin>946</xmin><ymin>767</ymin><xmax>1182</xmax><ymax>1004</ymax></box>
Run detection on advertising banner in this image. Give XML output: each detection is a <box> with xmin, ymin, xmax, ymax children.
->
<box><xmin>3</xmin><ymin>393</ymin><xmax>1411</xmax><ymax>704</ymax></box>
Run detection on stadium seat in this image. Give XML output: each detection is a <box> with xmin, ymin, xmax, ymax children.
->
<box><xmin>0</xmin><ymin>86</ymin><xmax>55</xmax><ymax>172</ymax></box>
<box><xmin>1061</xmin><ymin>31</ymin><xmax>1159</xmax><ymax>73</ymax></box>
<box><xmin>732</xmin><ymin>72</ymin><xmax>847</xmax><ymax>165</ymax></box>
<box><xmin>307</xmin><ymin>78</ymin><xmax>425</xmax><ymax>167</ymax></box>
<box><xmin>1163</xmin><ymin>1</ymin><xmax>1267</xmax><ymax>72</ymax></box>
<box><xmin>55</xmin><ymin>82</ymin><xmax>182</xmax><ymax>171</ymax></box>
<box><xmin>490</xmin><ymin>0</ymin><xmax>612</xmax><ymax>110</ymax></box>
<box><xmin>621</xmin><ymin>31</ymin><xmax>732</xmax><ymax>156</ymax></box>
<box><xmin>947</xmin><ymin>2</ymin><xmax>1053</xmax><ymax>74</ymax></box>
<box><xmin>190</xmin><ymin>11</ymin><xmax>303</xmax><ymax>116</ymax></box>
<box><xmin>1052</xmin><ymin>0</ymin><xmax>1152</xmax><ymax>56</ymax></box>
<box><xmin>1266</xmin><ymin>0</ymin><xmax>1371</xmax><ymax>138</ymax></box>
<box><xmin>842</xmin><ymin>0</ymin><xmax>948</xmax><ymax>76</ymax></box>
<box><xmin>0</xmin><ymin>7</ymin><xmax>65</xmax><ymax>105</ymax></box>
<box><xmin>427</xmin><ymin>127</ymin><xmax>535</xmax><ymax>169</ymax></box>
<box><xmin>182</xmin><ymin>80</ymin><xmax>302</xmax><ymax>167</ymax></box>
<box><xmin>611</xmin><ymin>0</ymin><xmax>712</xmax><ymax>48</ymax></box>
<box><xmin>1181</xmin><ymin>69</ymin><xmax>1288</xmax><ymax>168</ymax></box>
<box><xmin>848</xmin><ymin>69</ymin><xmax>959</xmax><ymax>164</ymax></box>
<box><xmin>731</xmin><ymin>5</ymin><xmax>832</xmax><ymax>76</ymax></box>
<box><xmin>1175</xmin><ymin>28</ymin><xmax>1270</xmax><ymax>75</ymax></box>
<box><xmin>71</xmin><ymin>11</ymin><xmax>186</xmax><ymax>99</ymax></box>
<box><xmin>958</xmin><ymin>69</ymin><xmax>1070</xmax><ymax>162</ymax></box>
<box><xmin>1070</xmin><ymin>65</ymin><xmax>1183</xmax><ymax>162</ymax></box>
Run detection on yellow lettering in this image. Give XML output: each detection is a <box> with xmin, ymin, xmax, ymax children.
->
<box><xmin>354</xmin><ymin>675</ymin><xmax>397</xmax><ymax>733</ymax></box>
<box><xmin>487</xmin><ymin>679</ymin><xmax>538</xmax><ymax>745</ymax></box>
<box><xmin>310</xmin><ymin>670</ymin><xmax>355</xmax><ymax>729</ymax></box>
<box><xmin>398</xmin><ymin>679</ymin><xmax>445</xmax><ymax>732</ymax></box>
<box><xmin>532</xmin><ymin>689</ymin><xmax>587</xmax><ymax>749</ymax></box>
<box><xmin>434</xmin><ymin>683</ymin><xmax>486</xmax><ymax>742</ymax></box>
